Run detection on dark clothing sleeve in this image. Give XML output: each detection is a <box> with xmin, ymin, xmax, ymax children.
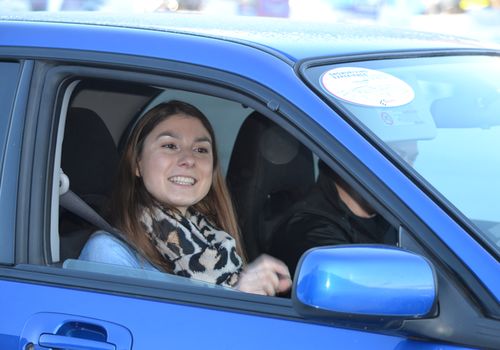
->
<box><xmin>271</xmin><ymin>212</ymin><xmax>352</xmax><ymax>277</ymax></box>
<box><xmin>270</xmin><ymin>209</ymin><xmax>396</xmax><ymax>278</ymax></box>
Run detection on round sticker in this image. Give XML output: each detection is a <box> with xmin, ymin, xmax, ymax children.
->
<box><xmin>320</xmin><ymin>67</ymin><xmax>415</xmax><ymax>107</ymax></box>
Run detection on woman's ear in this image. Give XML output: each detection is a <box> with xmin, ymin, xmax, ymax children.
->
<box><xmin>135</xmin><ymin>161</ymin><xmax>141</xmax><ymax>177</ymax></box>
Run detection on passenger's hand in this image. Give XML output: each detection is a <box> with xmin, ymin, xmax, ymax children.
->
<box><xmin>235</xmin><ymin>254</ymin><xmax>292</xmax><ymax>296</ymax></box>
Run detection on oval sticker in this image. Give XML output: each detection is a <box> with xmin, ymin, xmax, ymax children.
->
<box><xmin>320</xmin><ymin>67</ymin><xmax>415</xmax><ymax>107</ymax></box>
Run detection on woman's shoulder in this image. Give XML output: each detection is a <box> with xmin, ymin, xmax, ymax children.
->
<box><xmin>81</xmin><ymin>230</ymin><xmax>128</xmax><ymax>252</ymax></box>
<box><xmin>79</xmin><ymin>230</ymin><xmax>156</xmax><ymax>270</ymax></box>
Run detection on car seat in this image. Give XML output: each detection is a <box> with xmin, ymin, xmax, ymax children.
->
<box><xmin>59</xmin><ymin>107</ymin><xmax>119</xmax><ymax>260</ymax></box>
<box><xmin>226</xmin><ymin>111</ymin><xmax>315</xmax><ymax>261</ymax></box>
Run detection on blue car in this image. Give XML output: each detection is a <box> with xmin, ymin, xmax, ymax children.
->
<box><xmin>1</xmin><ymin>12</ymin><xmax>499</xmax><ymax>350</ymax></box>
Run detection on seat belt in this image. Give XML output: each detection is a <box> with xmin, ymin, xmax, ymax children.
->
<box><xmin>59</xmin><ymin>170</ymin><xmax>163</xmax><ymax>271</ymax></box>
<box><xmin>59</xmin><ymin>169</ymin><xmax>114</xmax><ymax>233</ymax></box>
<box><xmin>59</xmin><ymin>190</ymin><xmax>115</xmax><ymax>234</ymax></box>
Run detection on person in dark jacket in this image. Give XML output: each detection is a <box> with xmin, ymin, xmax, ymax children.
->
<box><xmin>269</xmin><ymin>160</ymin><xmax>397</xmax><ymax>278</ymax></box>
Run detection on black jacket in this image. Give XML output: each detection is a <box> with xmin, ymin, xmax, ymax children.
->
<box><xmin>270</xmin><ymin>167</ymin><xmax>397</xmax><ymax>278</ymax></box>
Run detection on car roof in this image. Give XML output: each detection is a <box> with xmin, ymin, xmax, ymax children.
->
<box><xmin>1</xmin><ymin>11</ymin><xmax>497</xmax><ymax>63</ymax></box>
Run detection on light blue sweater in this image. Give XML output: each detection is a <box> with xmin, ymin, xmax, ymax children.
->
<box><xmin>79</xmin><ymin>231</ymin><xmax>158</xmax><ymax>271</ymax></box>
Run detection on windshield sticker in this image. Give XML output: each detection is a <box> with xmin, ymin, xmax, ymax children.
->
<box><xmin>320</xmin><ymin>67</ymin><xmax>415</xmax><ymax>107</ymax></box>
<box><xmin>380</xmin><ymin>109</ymin><xmax>422</xmax><ymax>126</ymax></box>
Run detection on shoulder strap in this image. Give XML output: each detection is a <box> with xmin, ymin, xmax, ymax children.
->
<box><xmin>59</xmin><ymin>190</ymin><xmax>114</xmax><ymax>233</ymax></box>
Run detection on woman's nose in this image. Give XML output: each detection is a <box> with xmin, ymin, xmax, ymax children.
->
<box><xmin>177</xmin><ymin>149</ymin><xmax>195</xmax><ymax>167</ymax></box>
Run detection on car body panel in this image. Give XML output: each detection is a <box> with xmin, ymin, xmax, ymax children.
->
<box><xmin>1</xmin><ymin>277</ymin><xmax>476</xmax><ymax>349</ymax></box>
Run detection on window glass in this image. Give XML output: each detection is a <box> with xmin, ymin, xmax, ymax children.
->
<box><xmin>304</xmin><ymin>55</ymin><xmax>500</xmax><ymax>253</ymax></box>
<box><xmin>0</xmin><ymin>61</ymin><xmax>21</xmax><ymax>264</ymax></box>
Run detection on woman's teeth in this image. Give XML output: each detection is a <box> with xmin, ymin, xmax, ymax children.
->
<box><xmin>169</xmin><ymin>176</ymin><xmax>195</xmax><ymax>185</ymax></box>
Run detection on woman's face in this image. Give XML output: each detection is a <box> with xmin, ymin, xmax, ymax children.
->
<box><xmin>136</xmin><ymin>114</ymin><xmax>214</xmax><ymax>215</ymax></box>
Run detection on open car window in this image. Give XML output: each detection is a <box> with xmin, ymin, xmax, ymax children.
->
<box><xmin>55</xmin><ymin>80</ymin><xmax>251</xmax><ymax>267</ymax></box>
<box><xmin>54</xmin><ymin>75</ymin><xmax>399</xmax><ymax>292</ymax></box>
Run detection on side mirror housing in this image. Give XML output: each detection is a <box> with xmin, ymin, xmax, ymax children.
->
<box><xmin>292</xmin><ymin>245</ymin><xmax>438</xmax><ymax>326</ymax></box>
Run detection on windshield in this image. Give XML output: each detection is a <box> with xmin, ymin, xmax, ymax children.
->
<box><xmin>304</xmin><ymin>55</ymin><xmax>500</xmax><ymax>254</ymax></box>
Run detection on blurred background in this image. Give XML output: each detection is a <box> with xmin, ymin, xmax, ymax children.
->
<box><xmin>2</xmin><ymin>0</ymin><xmax>500</xmax><ymax>45</ymax></box>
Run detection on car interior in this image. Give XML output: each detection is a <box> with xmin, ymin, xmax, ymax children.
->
<box><xmin>52</xmin><ymin>76</ymin><xmax>396</xmax><ymax>290</ymax></box>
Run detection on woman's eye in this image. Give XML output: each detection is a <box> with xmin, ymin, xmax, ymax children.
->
<box><xmin>162</xmin><ymin>143</ymin><xmax>177</xmax><ymax>150</ymax></box>
<box><xmin>194</xmin><ymin>147</ymin><xmax>209</xmax><ymax>154</ymax></box>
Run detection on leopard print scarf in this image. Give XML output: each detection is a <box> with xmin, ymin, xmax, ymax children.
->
<box><xmin>140</xmin><ymin>206</ymin><xmax>243</xmax><ymax>287</ymax></box>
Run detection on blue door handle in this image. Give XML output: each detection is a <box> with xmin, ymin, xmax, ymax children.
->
<box><xmin>20</xmin><ymin>313</ymin><xmax>132</xmax><ymax>350</ymax></box>
<box><xmin>39</xmin><ymin>333</ymin><xmax>116</xmax><ymax>350</ymax></box>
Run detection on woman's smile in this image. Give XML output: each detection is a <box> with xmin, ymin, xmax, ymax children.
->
<box><xmin>168</xmin><ymin>176</ymin><xmax>197</xmax><ymax>186</ymax></box>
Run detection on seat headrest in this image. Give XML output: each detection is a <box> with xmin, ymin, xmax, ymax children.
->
<box><xmin>227</xmin><ymin>111</ymin><xmax>312</xmax><ymax>190</ymax></box>
<box><xmin>227</xmin><ymin>111</ymin><xmax>314</xmax><ymax>259</ymax></box>
<box><xmin>259</xmin><ymin>124</ymin><xmax>301</xmax><ymax>165</ymax></box>
<box><xmin>61</xmin><ymin>107</ymin><xmax>119</xmax><ymax>198</ymax></box>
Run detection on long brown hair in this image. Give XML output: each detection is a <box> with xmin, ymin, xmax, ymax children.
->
<box><xmin>109</xmin><ymin>100</ymin><xmax>245</xmax><ymax>272</ymax></box>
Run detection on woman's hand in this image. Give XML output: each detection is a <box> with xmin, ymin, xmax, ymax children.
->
<box><xmin>235</xmin><ymin>254</ymin><xmax>292</xmax><ymax>296</ymax></box>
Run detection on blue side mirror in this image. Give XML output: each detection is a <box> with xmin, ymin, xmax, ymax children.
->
<box><xmin>292</xmin><ymin>245</ymin><xmax>437</xmax><ymax>323</ymax></box>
